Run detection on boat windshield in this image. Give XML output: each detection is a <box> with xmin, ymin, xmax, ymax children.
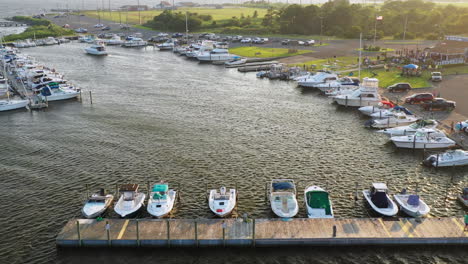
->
<box><xmin>306</xmin><ymin>191</ymin><xmax>331</xmax><ymax>215</ymax></box>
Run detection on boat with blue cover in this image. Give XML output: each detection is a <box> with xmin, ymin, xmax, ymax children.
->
<box><xmin>269</xmin><ymin>179</ymin><xmax>299</xmax><ymax>218</ymax></box>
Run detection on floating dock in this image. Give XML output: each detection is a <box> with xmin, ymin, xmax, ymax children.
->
<box><xmin>56</xmin><ymin>217</ymin><xmax>468</xmax><ymax>247</ymax></box>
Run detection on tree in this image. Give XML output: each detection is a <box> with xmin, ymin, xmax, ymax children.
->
<box><xmin>253</xmin><ymin>10</ymin><xmax>258</xmax><ymax>18</ymax></box>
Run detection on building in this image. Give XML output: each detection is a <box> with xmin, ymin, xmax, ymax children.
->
<box><xmin>155</xmin><ymin>1</ymin><xmax>172</xmax><ymax>9</ymax></box>
<box><xmin>119</xmin><ymin>5</ymin><xmax>149</xmax><ymax>11</ymax></box>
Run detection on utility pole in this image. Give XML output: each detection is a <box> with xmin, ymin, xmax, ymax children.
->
<box><xmin>373</xmin><ymin>16</ymin><xmax>377</xmax><ymax>46</ymax></box>
<box><xmin>319</xmin><ymin>17</ymin><xmax>323</xmax><ymax>45</ymax></box>
<box><xmin>137</xmin><ymin>0</ymin><xmax>141</xmax><ymax>25</ymax></box>
<box><xmin>403</xmin><ymin>14</ymin><xmax>408</xmax><ymax>41</ymax></box>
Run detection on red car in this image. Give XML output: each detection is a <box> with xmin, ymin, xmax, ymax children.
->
<box><xmin>405</xmin><ymin>93</ymin><xmax>434</xmax><ymax>104</ymax></box>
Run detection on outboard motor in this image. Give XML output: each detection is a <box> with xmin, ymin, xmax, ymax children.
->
<box><xmin>220</xmin><ymin>186</ymin><xmax>226</xmax><ymax>195</ymax></box>
<box><xmin>99</xmin><ymin>188</ymin><xmax>105</xmax><ymax>196</ymax></box>
<box><xmin>364</xmin><ymin>119</ymin><xmax>374</xmax><ymax>128</ymax></box>
<box><xmin>423</xmin><ymin>155</ymin><xmax>437</xmax><ymax>167</ymax></box>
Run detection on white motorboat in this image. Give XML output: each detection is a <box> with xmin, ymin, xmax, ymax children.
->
<box><xmin>157</xmin><ymin>39</ymin><xmax>175</xmax><ymax>51</ymax></box>
<box><xmin>114</xmin><ymin>184</ymin><xmax>146</xmax><ymax>217</ymax></box>
<box><xmin>44</xmin><ymin>37</ymin><xmax>58</xmax><ymax>45</ymax></box>
<box><xmin>147</xmin><ymin>183</ymin><xmax>177</xmax><ymax>218</ymax></box>
<box><xmin>316</xmin><ymin>77</ymin><xmax>360</xmax><ymax>92</ymax></box>
<box><xmin>378</xmin><ymin>120</ymin><xmax>438</xmax><ymax>136</ymax></box>
<box><xmin>297</xmin><ymin>71</ymin><xmax>338</xmax><ymax>87</ymax></box>
<box><xmin>424</xmin><ymin>149</ymin><xmax>468</xmax><ymax>167</ymax></box>
<box><xmin>122</xmin><ymin>37</ymin><xmax>147</xmax><ymax>48</ymax></box>
<box><xmin>198</xmin><ymin>48</ymin><xmax>237</xmax><ymax>62</ymax></box>
<box><xmin>333</xmin><ymin>77</ymin><xmax>381</xmax><ymax>107</ymax></box>
<box><xmin>224</xmin><ymin>57</ymin><xmax>246</xmax><ymax>66</ymax></box>
<box><xmin>304</xmin><ymin>186</ymin><xmax>334</xmax><ymax>218</ymax></box>
<box><xmin>369</xmin><ymin>106</ymin><xmax>413</xmax><ymax>119</ymax></box>
<box><xmin>270</xmin><ymin>179</ymin><xmax>299</xmax><ymax>218</ymax></box>
<box><xmin>37</xmin><ymin>86</ymin><xmax>80</xmax><ymax>101</ymax></box>
<box><xmin>370</xmin><ymin>112</ymin><xmax>419</xmax><ymax>129</ymax></box>
<box><xmin>81</xmin><ymin>189</ymin><xmax>114</xmax><ymax>219</ymax></box>
<box><xmin>390</xmin><ymin>129</ymin><xmax>456</xmax><ymax>149</ymax></box>
<box><xmin>105</xmin><ymin>35</ymin><xmax>124</xmax><ymax>45</ymax></box>
<box><xmin>57</xmin><ymin>38</ymin><xmax>71</xmax><ymax>43</ymax></box>
<box><xmin>394</xmin><ymin>193</ymin><xmax>430</xmax><ymax>218</ymax></box>
<box><xmin>85</xmin><ymin>44</ymin><xmax>108</xmax><ymax>56</ymax></box>
<box><xmin>208</xmin><ymin>186</ymin><xmax>237</xmax><ymax>217</ymax></box>
<box><xmin>458</xmin><ymin>188</ymin><xmax>468</xmax><ymax>207</ymax></box>
<box><xmin>0</xmin><ymin>78</ymin><xmax>29</xmax><ymax>111</ymax></box>
<box><xmin>79</xmin><ymin>35</ymin><xmax>95</xmax><ymax>43</ymax></box>
<box><xmin>359</xmin><ymin>101</ymin><xmax>395</xmax><ymax>116</ymax></box>
<box><xmin>362</xmin><ymin>183</ymin><xmax>398</xmax><ymax>217</ymax></box>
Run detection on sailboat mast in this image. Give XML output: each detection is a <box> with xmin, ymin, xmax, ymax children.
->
<box><xmin>358</xmin><ymin>32</ymin><xmax>362</xmax><ymax>80</ymax></box>
<box><xmin>185</xmin><ymin>12</ymin><xmax>189</xmax><ymax>43</ymax></box>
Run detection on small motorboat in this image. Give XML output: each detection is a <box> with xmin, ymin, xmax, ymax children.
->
<box><xmin>370</xmin><ymin>112</ymin><xmax>419</xmax><ymax>129</ymax></box>
<box><xmin>114</xmin><ymin>184</ymin><xmax>146</xmax><ymax>217</ymax></box>
<box><xmin>458</xmin><ymin>188</ymin><xmax>468</xmax><ymax>207</ymax></box>
<box><xmin>122</xmin><ymin>37</ymin><xmax>147</xmax><ymax>48</ymax></box>
<box><xmin>157</xmin><ymin>39</ymin><xmax>175</xmax><ymax>51</ymax></box>
<box><xmin>390</xmin><ymin>129</ymin><xmax>456</xmax><ymax>149</ymax></box>
<box><xmin>359</xmin><ymin>101</ymin><xmax>395</xmax><ymax>116</ymax></box>
<box><xmin>296</xmin><ymin>71</ymin><xmax>337</xmax><ymax>87</ymax></box>
<box><xmin>208</xmin><ymin>186</ymin><xmax>237</xmax><ymax>217</ymax></box>
<box><xmin>369</xmin><ymin>106</ymin><xmax>413</xmax><ymax>119</ymax></box>
<box><xmin>304</xmin><ymin>185</ymin><xmax>334</xmax><ymax>218</ymax></box>
<box><xmin>394</xmin><ymin>192</ymin><xmax>430</xmax><ymax>217</ymax></box>
<box><xmin>362</xmin><ymin>183</ymin><xmax>398</xmax><ymax>217</ymax></box>
<box><xmin>378</xmin><ymin>120</ymin><xmax>438</xmax><ymax>137</ymax></box>
<box><xmin>270</xmin><ymin>179</ymin><xmax>299</xmax><ymax>218</ymax></box>
<box><xmin>147</xmin><ymin>182</ymin><xmax>177</xmax><ymax>218</ymax></box>
<box><xmin>316</xmin><ymin>77</ymin><xmax>360</xmax><ymax>92</ymax></box>
<box><xmin>0</xmin><ymin>78</ymin><xmax>29</xmax><ymax>111</ymax></box>
<box><xmin>105</xmin><ymin>35</ymin><xmax>124</xmax><ymax>45</ymax></box>
<box><xmin>333</xmin><ymin>78</ymin><xmax>381</xmax><ymax>107</ymax></box>
<box><xmin>424</xmin><ymin>149</ymin><xmax>468</xmax><ymax>167</ymax></box>
<box><xmin>85</xmin><ymin>43</ymin><xmax>108</xmax><ymax>56</ymax></box>
<box><xmin>224</xmin><ymin>57</ymin><xmax>247</xmax><ymax>66</ymax></box>
<box><xmin>81</xmin><ymin>188</ymin><xmax>114</xmax><ymax>218</ymax></box>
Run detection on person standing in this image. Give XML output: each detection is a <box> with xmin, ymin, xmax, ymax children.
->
<box><xmin>465</xmin><ymin>214</ymin><xmax>468</xmax><ymax>231</ymax></box>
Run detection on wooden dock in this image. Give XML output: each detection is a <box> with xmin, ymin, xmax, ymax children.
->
<box><xmin>56</xmin><ymin>217</ymin><xmax>468</xmax><ymax>247</ymax></box>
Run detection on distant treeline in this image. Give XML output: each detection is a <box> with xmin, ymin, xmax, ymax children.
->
<box><xmin>10</xmin><ymin>16</ymin><xmax>51</xmax><ymax>26</ymax></box>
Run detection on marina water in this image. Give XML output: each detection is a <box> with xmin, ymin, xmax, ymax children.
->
<box><xmin>0</xmin><ymin>42</ymin><xmax>467</xmax><ymax>263</ymax></box>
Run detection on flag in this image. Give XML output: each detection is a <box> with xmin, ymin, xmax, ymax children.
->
<box><xmin>376</xmin><ymin>16</ymin><xmax>383</xmax><ymax>21</ymax></box>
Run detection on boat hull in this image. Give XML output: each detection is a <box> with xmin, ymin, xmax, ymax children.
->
<box><xmin>40</xmin><ymin>91</ymin><xmax>79</xmax><ymax>101</ymax></box>
<box><xmin>304</xmin><ymin>186</ymin><xmax>334</xmax><ymax>219</ymax></box>
<box><xmin>147</xmin><ymin>191</ymin><xmax>177</xmax><ymax>218</ymax></box>
<box><xmin>392</xmin><ymin>140</ymin><xmax>455</xmax><ymax>149</ymax></box>
<box><xmin>334</xmin><ymin>97</ymin><xmax>381</xmax><ymax>107</ymax></box>
<box><xmin>0</xmin><ymin>100</ymin><xmax>28</xmax><ymax>111</ymax></box>
<box><xmin>209</xmin><ymin>189</ymin><xmax>237</xmax><ymax>217</ymax></box>
<box><xmin>393</xmin><ymin>194</ymin><xmax>430</xmax><ymax>217</ymax></box>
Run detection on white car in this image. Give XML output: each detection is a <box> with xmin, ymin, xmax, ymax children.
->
<box><xmin>158</xmin><ymin>33</ymin><xmax>168</xmax><ymax>37</ymax></box>
<box><xmin>240</xmin><ymin>38</ymin><xmax>252</xmax><ymax>43</ymax></box>
<box><xmin>305</xmin><ymin>39</ymin><xmax>315</xmax><ymax>46</ymax></box>
<box><xmin>233</xmin><ymin>35</ymin><xmax>243</xmax><ymax>41</ymax></box>
<box><xmin>298</xmin><ymin>40</ymin><xmax>305</xmax><ymax>45</ymax></box>
<box><xmin>431</xmin><ymin>72</ymin><xmax>442</xmax><ymax>82</ymax></box>
<box><xmin>94</xmin><ymin>24</ymin><xmax>104</xmax><ymax>28</ymax></box>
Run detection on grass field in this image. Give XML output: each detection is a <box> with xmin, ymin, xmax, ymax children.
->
<box><xmin>356</xmin><ymin>48</ymin><xmax>395</xmax><ymax>52</ymax></box>
<box><xmin>292</xmin><ymin>57</ymin><xmax>362</xmax><ymax>71</ymax></box>
<box><xmin>361</xmin><ymin>69</ymin><xmax>431</xmax><ymax>88</ymax></box>
<box><xmin>229</xmin><ymin>47</ymin><xmax>312</xmax><ymax>58</ymax></box>
<box><xmin>84</xmin><ymin>8</ymin><xmax>267</xmax><ymax>25</ymax></box>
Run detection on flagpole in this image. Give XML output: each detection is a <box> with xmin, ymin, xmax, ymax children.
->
<box><xmin>373</xmin><ymin>16</ymin><xmax>377</xmax><ymax>46</ymax></box>
<box><xmin>359</xmin><ymin>32</ymin><xmax>362</xmax><ymax>80</ymax></box>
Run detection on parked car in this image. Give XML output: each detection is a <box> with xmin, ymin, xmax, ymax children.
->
<box><xmin>281</xmin><ymin>39</ymin><xmax>290</xmax><ymax>45</ymax></box>
<box><xmin>304</xmin><ymin>39</ymin><xmax>315</xmax><ymax>46</ymax></box>
<box><xmin>120</xmin><ymin>24</ymin><xmax>130</xmax><ymax>30</ymax></box>
<box><xmin>387</xmin><ymin>83</ymin><xmax>412</xmax><ymax>92</ymax></box>
<box><xmin>240</xmin><ymin>38</ymin><xmax>252</xmax><ymax>43</ymax></box>
<box><xmin>232</xmin><ymin>35</ymin><xmax>243</xmax><ymax>42</ymax></box>
<box><xmin>455</xmin><ymin>120</ymin><xmax>468</xmax><ymax>133</ymax></box>
<box><xmin>253</xmin><ymin>37</ymin><xmax>264</xmax><ymax>44</ymax></box>
<box><xmin>431</xmin><ymin>72</ymin><xmax>442</xmax><ymax>82</ymax></box>
<box><xmin>405</xmin><ymin>93</ymin><xmax>434</xmax><ymax>104</ymax></box>
<box><xmin>157</xmin><ymin>33</ymin><xmax>169</xmax><ymax>37</ymax></box>
<box><xmin>94</xmin><ymin>23</ymin><xmax>104</xmax><ymax>28</ymax></box>
<box><xmin>101</xmin><ymin>26</ymin><xmax>111</xmax><ymax>31</ymax></box>
<box><xmin>421</xmin><ymin>98</ymin><xmax>456</xmax><ymax>111</ymax></box>
<box><xmin>172</xmin><ymin>33</ymin><xmax>184</xmax><ymax>38</ymax></box>
<box><xmin>75</xmin><ymin>28</ymin><xmax>88</xmax><ymax>33</ymax></box>
<box><xmin>298</xmin><ymin>40</ymin><xmax>305</xmax><ymax>45</ymax></box>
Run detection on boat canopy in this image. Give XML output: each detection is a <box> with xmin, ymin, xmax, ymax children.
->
<box><xmin>152</xmin><ymin>184</ymin><xmax>168</xmax><ymax>192</ymax></box>
<box><xmin>272</xmin><ymin>181</ymin><xmax>295</xmax><ymax>191</ymax></box>
<box><xmin>119</xmin><ymin>184</ymin><xmax>139</xmax><ymax>192</ymax></box>
<box><xmin>393</xmin><ymin>106</ymin><xmax>412</xmax><ymax>115</ymax></box>
<box><xmin>372</xmin><ymin>183</ymin><xmax>388</xmax><ymax>191</ymax></box>
<box><xmin>463</xmin><ymin>188</ymin><xmax>468</xmax><ymax>196</ymax></box>
<box><xmin>306</xmin><ymin>191</ymin><xmax>331</xmax><ymax>215</ymax></box>
<box><xmin>407</xmin><ymin>195</ymin><xmax>420</xmax><ymax>206</ymax></box>
<box><xmin>371</xmin><ymin>191</ymin><xmax>388</xmax><ymax>208</ymax></box>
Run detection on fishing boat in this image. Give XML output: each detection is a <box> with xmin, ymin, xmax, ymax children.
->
<box><xmin>458</xmin><ymin>188</ymin><xmax>468</xmax><ymax>207</ymax></box>
<box><xmin>224</xmin><ymin>57</ymin><xmax>247</xmax><ymax>66</ymax></box>
<box><xmin>390</xmin><ymin>129</ymin><xmax>456</xmax><ymax>149</ymax></box>
<box><xmin>370</xmin><ymin>112</ymin><xmax>419</xmax><ymax>129</ymax></box>
<box><xmin>208</xmin><ymin>186</ymin><xmax>237</xmax><ymax>217</ymax></box>
<box><xmin>424</xmin><ymin>149</ymin><xmax>468</xmax><ymax>167</ymax></box>
<box><xmin>362</xmin><ymin>183</ymin><xmax>398</xmax><ymax>217</ymax></box>
<box><xmin>378</xmin><ymin>120</ymin><xmax>438</xmax><ymax>136</ymax></box>
<box><xmin>197</xmin><ymin>48</ymin><xmax>236</xmax><ymax>62</ymax></box>
<box><xmin>122</xmin><ymin>37</ymin><xmax>147</xmax><ymax>48</ymax></box>
<box><xmin>304</xmin><ymin>185</ymin><xmax>334</xmax><ymax>218</ymax></box>
<box><xmin>359</xmin><ymin>101</ymin><xmax>395</xmax><ymax>116</ymax></box>
<box><xmin>81</xmin><ymin>189</ymin><xmax>114</xmax><ymax>218</ymax></box>
<box><xmin>296</xmin><ymin>71</ymin><xmax>338</xmax><ymax>87</ymax></box>
<box><xmin>85</xmin><ymin>43</ymin><xmax>108</xmax><ymax>56</ymax></box>
<box><xmin>394</xmin><ymin>192</ymin><xmax>430</xmax><ymax>217</ymax></box>
<box><xmin>105</xmin><ymin>35</ymin><xmax>124</xmax><ymax>45</ymax></box>
<box><xmin>0</xmin><ymin>77</ymin><xmax>29</xmax><ymax>111</ymax></box>
<box><xmin>37</xmin><ymin>85</ymin><xmax>79</xmax><ymax>101</ymax></box>
<box><xmin>114</xmin><ymin>184</ymin><xmax>146</xmax><ymax>217</ymax></box>
<box><xmin>270</xmin><ymin>179</ymin><xmax>299</xmax><ymax>218</ymax></box>
<box><xmin>147</xmin><ymin>182</ymin><xmax>177</xmax><ymax>218</ymax></box>
<box><xmin>333</xmin><ymin>77</ymin><xmax>381</xmax><ymax>107</ymax></box>
<box><xmin>157</xmin><ymin>39</ymin><xmax>175</xmax><ymax>51</ymax></box>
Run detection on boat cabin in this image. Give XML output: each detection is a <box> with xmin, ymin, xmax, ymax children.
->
<box><xmin>120</xmin><ymin>184</ymin><xmax>139</xmax><ymax>201</ymax></box>
<box><xmin>210</xmin><ymin>49</ymin><xmax>229</xmax><ymax>54</ymax></box>
<box><xmin>370</xmin><ymin>183</ymin><xmax>389</xmax><ymax>208</ymax></box>
<box><xmin>306</xmin><ymin>190</ymin><xmax>332</xmax><ymax>216</ymax></box>
<box><xmin>152</xmin><ymin>184</ymin><xmax>168</xmax><ymax>201</ymax></box>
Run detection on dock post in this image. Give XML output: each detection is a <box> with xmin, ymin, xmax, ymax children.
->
<box><xmin>79</xmin><ymin>89</ymin><xmax>82</xmax><ymax>102</ymax></box>
<box><xmin>436</xmin><ymin>154</ymin><xmax>439</xmax><ymax>168</ymax></box>
<box><xmin>252</xmin><ymin>218</ymin><xmax>256</xmax><ymax>247</ymax></box>
<box><xmin>85</xmin><ymin>184</ymin><xmax>89</xmax><ymax>199</ymax></box>
<box><xmin>194</xmin><ymin>220</ymin><xmax>198</xmax><ymax>247</ymax></box>
<box><xmin>106</xmin><ymin>221</ymin><xmax>111</xmax><ymax>246</ymax></box>
<box><xmin>333</xmin><ymin>225</ymin><xmax>337</xmax><ymax>237</ymax></box>
<box><xmin>76</xmin><ymin>220</ymin><xmax>82</xmax><ymax>247</ymax></box>
<box><xmin>136</xmin><ymin>220</ymin><xmax>140</xmax><ymax>247</ymax></box>
<box><xmin>89</xmin><ymin>91</ymin><xmax>93</xmax><ymax>104</ymax></box>
<box><xmin>222</xmin><ymin>221</ymin><xmax>226</xmax><ymax>247</ymax></box>
<box><xmin>345</xmin><ymin>96</ymin><xmax>348</xmax><ymax>107</ymax></box>
<box><xmin>265</xmin><ymin>182</ymin><xmax>268</xmax><ymax>202</ymax></box>
<box><xmin>166</xmin><ymin>219</ymin><xmax>171</xmax><ymax>248</ymax></box>
<box><xmin>354</xmin><ymin>182</ymin><xmax>358</xmax><ymax>201</ymax></box>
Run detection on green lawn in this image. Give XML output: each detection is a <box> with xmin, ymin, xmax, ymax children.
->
<box><xmin>356</xmin><ymin>48</ymin><xmax>395</xmax><ymax>52</ymax></box>
<box><xmin>360</xmin><ymin>69</ymin><xmax>431</xmax><ymax>88</ymax></box>
<box><xmin>85</xmin><ymin>8</ymin><xmax>267</xmax><ymax>25</ymax></box>
<box><xmin>383</xmin><ymin>41</ymin><xmax>419</xmax><ymax>45</ymax></box>
<box><xmin>292</xmin><ymin>56</ymin><xmax>363</xmax><ymax>71</ymax></box>
<box><xmin>229</xmin><ymin>47</ymin><xmax>312</xmax><ymax>58</ymax></box>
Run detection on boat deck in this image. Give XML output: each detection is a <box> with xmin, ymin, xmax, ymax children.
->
<box><xmin>56</xmin><ymin>217</ymin><xmax>468</xmax><ymax>247</ymax></box>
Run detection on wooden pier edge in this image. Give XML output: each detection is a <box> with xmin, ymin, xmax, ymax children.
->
<box><xmin>56</xmin><ymin>217</ymin><xmax>468</xmax><ymax>248</ymax></box>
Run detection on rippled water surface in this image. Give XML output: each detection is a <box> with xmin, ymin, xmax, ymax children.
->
<box><xmin>0</xmin><ymin>43</ymin><xmax>467</xmax><ymax>263</ymax></box>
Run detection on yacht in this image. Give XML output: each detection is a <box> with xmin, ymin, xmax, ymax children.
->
<box><xmin>297</xmin><ymin>71</ymin><xmax>338</xmax><ymax>87</ymax></box>
<box><xmin>85</xmin><ymin>43</ymin><xmax>108</xmax><ymax>56</ymax></box>
<box><xmin>333</xmin><ymin>77</ymin><xmax>381</xmax><ymax>107</ymax></box>
<box><xmin>424</xmin><ymin>149</ymin><xmax>468</xmax><ymax>167</ymax></box>
<box><xmin>197</xmin><ymin>48</ymin><xmax>237</xmax><ymax>62</ymax></box>
<box><xmin>79</xmin><ymin>35</ymin><xmax>95</xmax><ymax>43</ymax></box>
<box><xmin>390</xmin><ymin>129</ymin><xmax>456</xmax><ymax>149</ymax></box>
<box><xmin>369</xmin><ymin>106</ymin><xmax>412</xmax><ymax>119</ymax></box>
<box><xmin>362</xmin><ymin>183</ymin><xmax>398</xmax><ymax>217</ymax></box>
<box><xmin>122</xmin><ymin>37</ymin><xmax>147</xmax><ymax>48</ymax></box>
<box><xmin>378</xmin><ymin>120</ymin><xmax>438</xmax><ymax>136</ymax></box>
<box><xmin>304</xmin><ymin>185</ymin><xmax>334</xmax><ymax>218</ymax></box>
<box><xmin>37</xmin><ymin>85</ymin><xmax>80</xmax><ymax>101</ymax></box>
<box><xmin>270</xmin><ymin>179</ymin><xmax>299</xmax><ymax>218</ymax></box>
<box><xmin>316</xmin><ymin>77</ymin><xmax>360</xmax><ymax>93</ymax></box>
<box><xmin>208</xmin><ymin>186</ymin><xmax>237</xmax><ymax>217</ymax></box>
<box><xmin>114</xmin><ymin>184</ymin><xmax>146</xmax><ymax>217</ymax></box>
<box><xmin>370</xmin><ymin>112</ymin><xmax>419</xmax><ymax>129</ymax></box>
<box><xmin>44</xmin><ymin>37</ymin><xmax>58</xmax><ymax>45</ymax></box>
<box><xmin>147</xmin><ymin>182</ymin><xmax>177</xmax><ymax>218</ymax></box>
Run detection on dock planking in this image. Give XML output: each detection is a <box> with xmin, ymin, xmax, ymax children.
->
<box><xmin>56</xmin><ymin>217</ymin><xmax>468</xmax><ymax>247</ymax></box>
